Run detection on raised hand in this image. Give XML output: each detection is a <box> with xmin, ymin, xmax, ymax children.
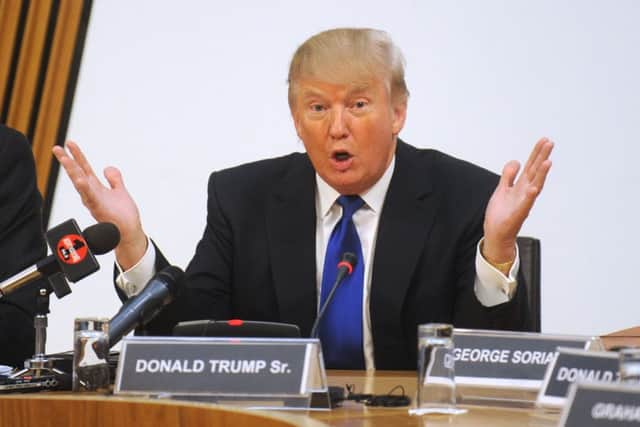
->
<box><xmin>482</xmin><ymin>138</ymin><xmax>554</xmax><ymax>271</ymax></box>
<box><xmin>52</xmin><ymin>141</ymin><xmax>147</xmax><ymax>269</ymax></box>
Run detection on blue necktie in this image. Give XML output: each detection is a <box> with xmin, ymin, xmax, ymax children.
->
<box><xmin>319</xmin><ymin>195</ymin><xmax>365</xmax><ymax>369</ymax></box>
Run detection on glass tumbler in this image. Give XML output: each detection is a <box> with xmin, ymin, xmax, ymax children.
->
<box><xmin>619</xmin><ymin>348</ymin><xmax>640</xmax><ymax>383</ymax></box>
<box><xmin>416</xmin><ymin>323</ymin><xmax>456</xmax><ymax>413</ymax></box>
<box><xmin>73</xmin><ymin>317</ymin><xmax>110</xmax><ymax>392</ymax></box>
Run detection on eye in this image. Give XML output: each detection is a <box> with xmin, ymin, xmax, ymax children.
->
<box><xmin>350</xmin><ymin>99</ymin><xmax>370</xmax><ymax>112</ymax></box>
<box><xmin>310</xmin><ymin>103</ymin><xmax>326</xmax><ymax>112</ymax></box>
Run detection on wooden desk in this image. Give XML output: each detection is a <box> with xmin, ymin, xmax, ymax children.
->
<box><xmin>601</xmin><ymin>326</ymin><xmax>640</xmax><ymax>350</ymax></box>
<box><xmin>315</xmin><ymin>370</ymin><xmax>560</xmax><ymax>426</ymax></box>
<box><xmin>6</xmin><ymin>326</ymin><xmax>640</xmax><ymax>427</ymax></box>
<box><xmin>0</xmin><ymin>371</ymin><xmax>560</xmax><ymax>427</ymax></box>
<box><xmin>2</xmin><ymin>330</ymin><xmax>637</xmax><ymax>426</ymax></box>
<box><xmin>0</xmin><ymin>393</ymin><xmax>323</xmax><ymax>427</ymax></box>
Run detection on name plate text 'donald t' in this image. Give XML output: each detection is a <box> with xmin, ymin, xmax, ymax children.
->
<box><xmin>537</xmin><ymin>347</ymin><xmax>620</xmax><ymax>408</ymax></box>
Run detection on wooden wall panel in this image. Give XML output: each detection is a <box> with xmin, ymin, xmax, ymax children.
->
<box><xmin>0</xmin><ymin>0</ymin><xmax>24</xmax><ymax>106</ymax></box>
<box><xmin>5</xmin><ymin>0</ymin><xmax>53</xmax><ymax>133</ymax></box>
<box><xmin>0</xmin><ymin>0</ymin><xmax>92</xmax><ymax>225</ymax></box>
<box><xmin>32</xmin><ymin>0</ymin><xmax>84</xmax><ymax>197</ymax></box>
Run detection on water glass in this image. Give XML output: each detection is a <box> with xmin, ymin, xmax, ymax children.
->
<box><xmin>416</xmin><ymin>323</ymin><xmax>456</xmax><ymax>413</ymax></box>
<box><xmin>73</xmin><ymin>317</ymin><xmax>110</xmax><ymax>392</ymax></box>
<box><xmin>619</xmin><ymin>348</ymin><xmax>640</xmax><ymax>383</ymax></box>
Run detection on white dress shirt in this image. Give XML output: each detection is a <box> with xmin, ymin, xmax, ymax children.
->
<box><xmin>117</xmin><ymin>155</ymin><xmax>519</xmax><ymax>370</ymax></box>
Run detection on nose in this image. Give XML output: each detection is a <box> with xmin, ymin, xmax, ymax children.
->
<box><xmin>328</xmin><ymin>107</ymin><xmax>349</xmax><ymax>140</ymax></box>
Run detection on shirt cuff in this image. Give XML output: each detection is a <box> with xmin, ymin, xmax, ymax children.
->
<box><xmin>114</xmin><ymin>237</ymin><xmax>157</xmax><ymax>297</ymax></box>
<box><xmin>474</xmin><ymin>237</ymin><xmax>519</xmax><ymax>307</ymax></box>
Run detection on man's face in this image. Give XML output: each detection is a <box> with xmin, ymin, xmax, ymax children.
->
<box><xmin>292</xmin><ymin>78</ymin><xmax>407</xmax><ymax>195</ymax></box>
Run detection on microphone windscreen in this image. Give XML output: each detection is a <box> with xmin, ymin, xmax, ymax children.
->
<box><xmin>82</xmin><ymin>222</ymin><xmax>120</xmax><ymax>255</ymax></box>
<box><xmin>156</xmin><ymin>265</ymin><xmax>185</xmax><ymax>295</ymax></box>
<box><xmin>341</xmin><ymin>252</ymin><xmax>357</xmax><ymax>268</ymax></box>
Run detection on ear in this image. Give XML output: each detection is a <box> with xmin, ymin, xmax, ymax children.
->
<box><xmin>391</xmin><ymin>98</ymin><xmax>408</xmax><ymax>136</ymax></box>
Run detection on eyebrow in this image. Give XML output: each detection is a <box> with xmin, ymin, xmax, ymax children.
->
<box><xmin>346</xmin><ymin>83</ymin><xmax>372</xmax><ymax>95</ymax></box>
<box><xmin>299</xmin><ymin>89</ymin><xmax>326</xmax><ymax>100</ymax></box>
<box><xmin>299</xmin><ymin>83</ymin><xmax>373</xmax><ymax>100</ymax></box>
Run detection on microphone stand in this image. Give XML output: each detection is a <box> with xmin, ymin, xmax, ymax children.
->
<box><xmin>8</xmin><ymin>274</ymin><xmax>71</xmax><ymax>389</ymax></box>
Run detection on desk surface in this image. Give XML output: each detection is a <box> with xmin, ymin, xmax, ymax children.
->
<box><xmin>4</xmin><ymin>328</ymin><xmax>639</xmax><ymax>427</ymax></box>
<box><xmin>316</xmin><ymin>370</ymin><xmax>559</xmax><ymax>426</ymax></box>
<box><xmin>0</xmin><ymin>370</ymin><xmax>561</xmax><ymax>427</ymax></box>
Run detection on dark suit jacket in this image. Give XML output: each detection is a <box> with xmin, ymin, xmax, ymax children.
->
<box><xmin>139</xmin><ymin>140</ymin><xmax>531</xmax><ymax>370</ymax></box>
<box><xmin>0</xmin><ymin>125</ymin><xmax>47</xmax><ymax>367</ymax></box>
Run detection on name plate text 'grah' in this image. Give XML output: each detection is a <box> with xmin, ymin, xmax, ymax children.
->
<box><xmin>452</xmin><ymin>329</ymin><xmax>598</xmax><ymax>389</ymax></box>
<box><xmin>114</xmin><ymin>336</ymin><xmax>327</xmax><ymax>407</ymax></box>
<box><xmin>560</xmin><ymin>382</ymin><xmax>640</xmax><ymax>427</ymax></box>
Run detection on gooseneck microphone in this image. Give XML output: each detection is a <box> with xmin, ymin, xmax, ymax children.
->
<box><xmin>0</xmin><ymin>221</ymin><xmax>120</xmax><ymax>299</ymax></box>
<box><xmin>108</xmin><ymin>265</ymin><xmax>184</xmax><ymax>347</ymax></box>
<box><xmin>310</xmin><ymin>252</ymin><xmax>357</xmax><ymax>338</ymax></box>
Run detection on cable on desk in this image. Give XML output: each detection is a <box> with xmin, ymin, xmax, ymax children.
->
<box><xmin>344</xmin><ymin>383</ymin><xmax>411</xmax><ymax>407</ymax></box>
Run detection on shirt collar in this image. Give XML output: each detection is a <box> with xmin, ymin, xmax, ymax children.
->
<box><xmin>316</xmin><ymin>156</ymin><xmax>396</xmax><ymax>217</ymax></box>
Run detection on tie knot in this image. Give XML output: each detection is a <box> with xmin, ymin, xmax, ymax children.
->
<box><xmin>337</xmin><ymin>195</ymin><xmax>365</xmax><ymax>219</ymax></box>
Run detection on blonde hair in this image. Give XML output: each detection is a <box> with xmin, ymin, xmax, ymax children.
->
<box><xmin>287</xmin><ymin>28</ymin><xmax>409</xmax><ymax>108</ymax></box>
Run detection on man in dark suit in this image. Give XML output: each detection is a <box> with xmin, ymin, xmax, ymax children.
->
<box><xmin>0</xmin><ymin>125</ymin><xmax>47</xmax><ymax>367</ymax></box>
<box><xmin>53</xmin><ymin>28</ymin><xmax>552</xmax><ymax>370</ymax></box>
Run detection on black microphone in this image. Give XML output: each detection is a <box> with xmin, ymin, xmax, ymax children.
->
<box><xmin>310</xmin><ymin>252</ymin><xmax>357</xmax><ymax>338</ymax></box>
<box><xmin>0</xmin><ymin>220</ymin><xmax>120</xmax><ymax>299</ymax></box>
<box><xmin>108</xmin><ymin>265</ymin><xmax>184</xmax><ymax>347</ymax></box>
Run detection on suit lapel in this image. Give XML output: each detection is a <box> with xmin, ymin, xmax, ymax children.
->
<box><xmin>371</xmin><ymin>142</ymin><xmax>437</xmax><ymax>368</ymax></box>
<box><xmin>266</xmin><ymin>155</ymin><xmax>317</xmax><ymax>337</ymax></box>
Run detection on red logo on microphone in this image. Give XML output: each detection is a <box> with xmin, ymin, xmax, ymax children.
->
<box><xmin>56</xmin><ymin>234</ymin><xmax>88</xmax><ymax>264</ymax></box>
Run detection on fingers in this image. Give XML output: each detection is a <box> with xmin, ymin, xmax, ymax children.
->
<box><xmin>526</xmin><ymin>138</ymin><xmax>553</xmax><ymax>196</ymax></box>
<box><xmin>530</xmin><ymin>159</ymin><xmax>552</xmax><ymax>194</ymax></box>
<box><xmin>525</xmin><ymin>138</ymin><xmax>554</xmax><ymax>181</ymax></box>
<box><xmin>104</xmin><ymin>166</ymin><xmax>125</xmax><ymax>191</ymax></box>
<box><xmin>53</xmin><ymin>141</ymin><xmax>95</xmax><ymax>180</ymax></box>
<box><xmin>53</xmin><ymin>142</ymin><xmax>91</xmax><ymax>191</ymax></box>
<box><xmin>521</xmin><ymin>158</ymin><xmax>551</xmax><ymax>212</ymax></box>
<box><xmin>52</xmin><ymin>141</ymin><xmax>106</xmax><ymax>206</ymax></box>
<box><xmin>499</xmin><ymin>160</ymin><xmax>520</xmax><ymax>188</ymax></box>
<box><xmin>522</xmin><ymin>138</ymin><xmax>546</xmax><ymax>177</ymax></box>
<box><xmin>66</xmin><ymin>141</ymin><xmax>98</xmax><ymax>178</ymax></box>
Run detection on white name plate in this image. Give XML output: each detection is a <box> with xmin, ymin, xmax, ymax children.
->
<box><xmin>537</xmin><ymin>347</ymin><xmax>619</xmax><ymax>408</ymax></box>
<box><xmin>114</xmin><ymin>336</ymin><xmax>328</xmax><ymax>410</ymax></box>
<box><xmin>452</xmin><ymin>329</ymin><xmax>601</xmax><ymax>389</ymax></box>
<box><xmin>560</xmin><ymin>382</ymin><xmax>640</xmax><ymax>426</ymax></box>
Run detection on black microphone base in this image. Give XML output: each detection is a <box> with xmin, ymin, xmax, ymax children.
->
<box><xmin>0</xmin><ymin>357</ymin><xmax>71</xmax><ymax>393</ymax></box>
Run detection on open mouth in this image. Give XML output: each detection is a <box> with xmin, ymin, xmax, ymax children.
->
<box><xmin>330</xmin><ymin>150</ymin><xmax>354</xmax><ymax>171</ymax></box>
<box><xmin>333</xmin><ymin>151</ymin><xmax>352</xmax><ymax>161</ymax></box>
